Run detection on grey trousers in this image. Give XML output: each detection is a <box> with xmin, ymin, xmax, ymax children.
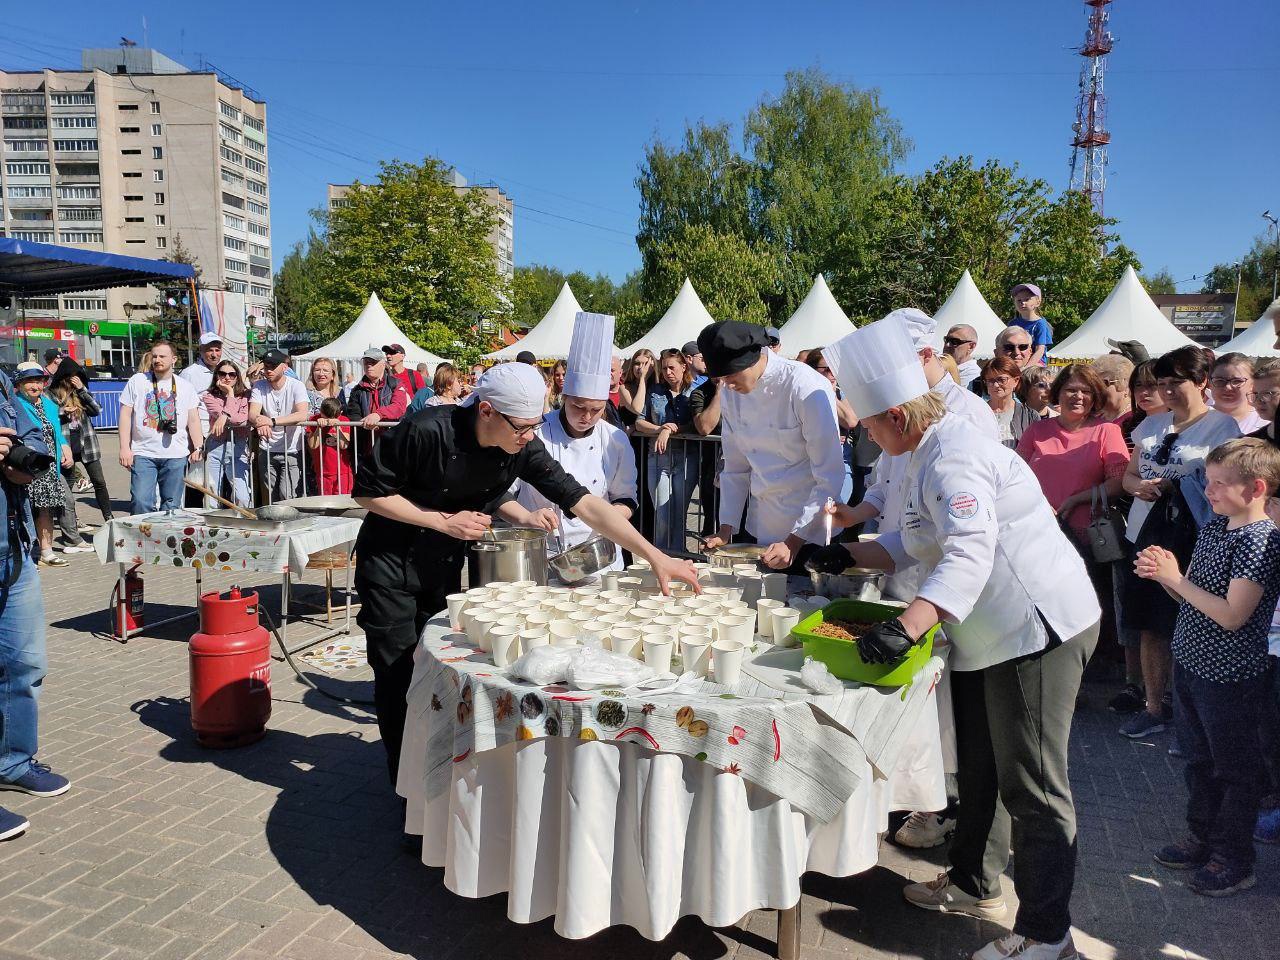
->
<box><xmin>263</xmin><ymin>451</ymin><xmax>302</xmax><ymax>502</ymax></box>
<box><xmin>947</xmin><ymin>621</ymin><xmax>1099</xmax><ymax>944</ymax></box>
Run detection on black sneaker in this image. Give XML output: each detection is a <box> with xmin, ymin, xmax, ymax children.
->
<box><xmin>1155</xmin><ymin>837</ymin><xmax>1211</xmax><ymax>870</ymax></box>
<box><xmin>1120</xmin><ymin>709</ymin><xmax>1170</xmax><ymax>739</ymax></box>
<box><xmin>1108</xmin><ymin>683</ymin><xmax>1145</xmax><ymax>715</ymax></box>
<box><xmin>1188</xmin><ymin>856</ymin><xmax>1256</xmax><ymax>897</ymax></box>
<box><xmin>0</xmin><ymin>806</ymin><xmax>28</xmax><ymax>841</ymax></box>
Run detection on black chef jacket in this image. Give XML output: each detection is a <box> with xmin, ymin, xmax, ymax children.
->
<box><xmin>353</xmin><ymin>404</ymin><xmax>591</xmax><ymax>664</ymax></box>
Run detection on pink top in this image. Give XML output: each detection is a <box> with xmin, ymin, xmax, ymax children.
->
<box><xmin>1016</xmin><ymin>417</ymin><xmax>1130</xmax><ymax>532</ymax></box>
<box><xmin>202</xmin><ymin>391</ymin><xmax>251</xmax><ymax>442</ymax></box>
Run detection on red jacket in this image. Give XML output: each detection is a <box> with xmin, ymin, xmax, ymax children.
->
<box><xmin>391</xmin><ymin>367</ymin><xmax>426</xmax><ymax>396</ymax></box>
<box><xmin>343</xmin><ymin>376</ymin><xmax>409</xmax><ymax>422</ymax></box>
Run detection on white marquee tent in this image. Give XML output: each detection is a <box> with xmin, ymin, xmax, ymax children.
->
<box><xmin>778</xmin><ymin>274</ymin><xmax>854</xmax><ymax>355</ymax></box>
<box><xmin>1053</xmin><ymin>265</ymin><xmax>1197</xmax><ymax>359</ymax></box>
<box><xmin>930</xmin><ymin>269</ymin><xmax>1007</xmax><ymax>359</ymax></box>
<box><xmin>295</xmin><ymin>292</ymin><xmax>449</xmax><ymax>384</ymax></box>
<box><xmin>485</xmin><ymin>282</ymin><xmax>588</xmax><ymax>361</ymax></box>
<box><xmin>622</xmin><ymin>278</ymin><xmax>716</xmax><ymax>356</ymax></box>
<box><xmin>1218</xmin><ymin>298</ymin><xmax>1280</xmax><ymax>358</ymax></box>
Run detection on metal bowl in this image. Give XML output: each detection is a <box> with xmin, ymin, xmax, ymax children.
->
<box><xmin>808</xmin><ymin>567</ymin><xmax>885</xmax><ymax>601</ymax></box>
<box><xmin>280</xmin><ymin>495</ymin><xmax>367</xmax><ymax>519</ymax></box>
<box><xmin>548</xmin><ymin>534</ymin><xmax>617</xmax><ymax>584</ymax></box>
<box><xmin>703</xmin><ymin>543</ymin><xmax>767</xmax><ymax>570</ymax></box>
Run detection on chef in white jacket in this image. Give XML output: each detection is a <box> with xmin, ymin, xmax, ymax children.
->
<box><xmin>697</xmin><ymin>320</ymin><xmax>845</xmax><ymax>571</ymax></box>
<box><xmin>809</xmin><ymin>314</ymin><xmax>1101</xmax><ymax>960</ymax></box>
<box><xmin>510</xmin><ymin>312</ymin><xmax>638</xmax><ymax>571</ymax></box>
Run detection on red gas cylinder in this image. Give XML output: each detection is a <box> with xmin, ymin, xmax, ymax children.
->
<box><xmin>189</xmin><ymin>586</ymin><xmax>272</xmax><ymax>748</ymax></box>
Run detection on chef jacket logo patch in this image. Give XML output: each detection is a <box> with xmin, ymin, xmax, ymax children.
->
<box><xmin>947</xmin><ymin>492</ymin><xmax>979</xmax><ymax>520</ymax></box>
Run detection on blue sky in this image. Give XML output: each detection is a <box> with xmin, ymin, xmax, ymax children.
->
<box><xmin>2</xmin><ymin>1</ymin><xmax>1276</xmax><ymax>294</ymax></box>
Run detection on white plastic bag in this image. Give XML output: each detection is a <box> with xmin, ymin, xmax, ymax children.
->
<box><xmin>565</xmin><ymin>645</ymin><xmax>656</xmax><ymax>690</ymax></box>
<box><xmin>508</xmin><ymin>645</ymin><xmax>576</xmax><ymax>685</ymax></box>
<box><xmin>800</xmin><ymin>656</ymin><xmax>844</xmax><ymax>694</ymax></box>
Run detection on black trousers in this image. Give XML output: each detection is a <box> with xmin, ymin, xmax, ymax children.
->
<box><xmin>82</xmin><ymin>458</ymin><xmax>113</xmax><ymax>522</ymax></box>
<box><xmin>1174</xmin><ymin>663</ymin><xmax>1267</xmax><ymax>868</ymax></box>
<box><xmin>356</xmin><ymin>543</ymin><xmax>463</xmax><ymax>788</ymax></box>
<box><xmin>947</xmin><ymin>622</ymin><xmax>1098</xmax><ymax>944</ymax></box>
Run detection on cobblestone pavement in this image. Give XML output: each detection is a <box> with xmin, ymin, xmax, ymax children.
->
<box><xmin>1</xmin><ymin>445</ymin><xmax>1276</xmax><ymax>960</ymax></box>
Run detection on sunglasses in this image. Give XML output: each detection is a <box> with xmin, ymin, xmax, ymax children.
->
<box><xmin>215</xmin><ymin>370</ymin><xmax>238</xmax><ymax>378</ymax></box>
<box><xmin>1153</xmin><ymin>432</ymin><xmax>1180</xmax><ymax>467</ymax></box>
<box><xmin>814</xmin><ymin>365</ymin><xmax>832</xmax><ymax>374</ymax></box>
<box><xmin>498</xmin><ymin>410</ymin><xmax>540</xmax><ymax>438</ymax></box>
<box><xmin>1001</xmin><ymin>343</ymin><xmax>1032</xmax><ymax>354</ymax></box>
<box><xmin>943</xmin><ymin>337</ymin><xmax>976</xmax><ymax>348</ymax></box>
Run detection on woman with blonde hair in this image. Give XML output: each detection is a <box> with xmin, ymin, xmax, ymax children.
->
<box><xmin>619</xmin><ymin>348</ymin><xmax>657</xmax><ymax>423</ymax></box>
<box><xmin>307</xmin><ymin>357</ymin><xmax>341</xmax><ymax>414</ymax></box>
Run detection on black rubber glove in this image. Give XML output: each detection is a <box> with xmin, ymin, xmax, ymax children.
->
<box><xmin>857</xmin><ymin>618</ymin><xmax>915</xmax><ymax>664</ymax></box>
<box><xmin>806</xmin><ymin>543</ymin><xmax>854</xmax><ymax>575</ymax></box>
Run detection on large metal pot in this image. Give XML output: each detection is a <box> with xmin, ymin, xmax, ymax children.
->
<box><xmin>549</xmin><ymin>534</ymin><xmax>616</xmax><ymax>584</ymax></box>
<box><xmin>808</xmin><ymin>567</ymin><xmax>885</xmax><ymax>601</ymax></box>
<box><xmin>469</xmin><ymin>527</ymin><xmax>549</xmax><ymax>586</ymax></box>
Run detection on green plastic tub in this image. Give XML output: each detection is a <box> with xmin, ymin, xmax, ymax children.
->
<box><xmin>791</xmin><ymin>598</ymin><xmax>937</xmax><ymax>687</ymax></box>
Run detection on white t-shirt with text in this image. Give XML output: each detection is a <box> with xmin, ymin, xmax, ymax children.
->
<box><xmin>119</xmin><ymin>372</ymin><xmax>200</xmax><ymax>460</ymax></box>
<box><xmin>250</xmin><ymin>377</ymin><xmax>310</xmax><ymax>453</ymax></box>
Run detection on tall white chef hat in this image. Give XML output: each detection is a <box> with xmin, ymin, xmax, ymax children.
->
<box><xmin>459</xmin><ymin>362</ymin><xmax>546</xmax><ymax>420</ymax></box>
<box><xmin>562</xmin><ymin>311</ymin><xmax>615</xmax><ymax>401</ymax></box>
<box><xmin>893</xmin><ymin>308</ymin><xmax>936</xmax><ymax>353</ymax></box>
<box><xmin>827</xmin><ymin>311</ymin><xmax>929</xmax><ymax>418</ymax></box>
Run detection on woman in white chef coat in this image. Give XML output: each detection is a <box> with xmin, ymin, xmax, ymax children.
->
<box><xmin>697</xmin><ymin>320</ymin><xmax>845</xmax><ymax>571</ymax></box>
<box><xmin>511</xmin><ymin>313</ymin><xmax>638</xmax><ymax>571</ymax></box>
<box><xmin>808</xmin><ymin>315</ymin><xmax>1101</xmax><ymax>960</ymax></box>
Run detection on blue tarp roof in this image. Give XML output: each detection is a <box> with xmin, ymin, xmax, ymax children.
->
<box><xmin>0</xmin><ymin>237</ymin><xmax>196</xmax><ymax>297</ymax></box>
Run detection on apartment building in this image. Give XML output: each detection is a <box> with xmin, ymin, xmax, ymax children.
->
<box><xmin>327</xmin><ymin>168</ymin><xmax>514</xmax><ymax>279</ymax></box>
<box><xmin>0</xmin><ymin>47</ymin><xmax>271</xmax><ymax>366</ymax></box>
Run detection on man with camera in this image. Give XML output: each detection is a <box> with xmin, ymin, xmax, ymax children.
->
<box><xmin>118</xmin><ymin>340</ymin><xmax>204</xmax><ymax>515</ymax></box>
<box><xmin>0</xmin><ymin>369</ymin><xmax>70</xmax><ymax>841</ymax></box>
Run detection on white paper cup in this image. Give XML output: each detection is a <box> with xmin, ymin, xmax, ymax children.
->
<box><xmin>444</xmin><ymin>593</ymin><xmax>469</xmax><ymax>629</ymax></box>
<box><xmin>627</xmin><ymin>560</ymin><xmax>651</xmax><ymax>571</ymax></box>
<box><xmin>714</xmin><ymin>614</ymin><xmax>755</xmax><ymax>647</ymax></box>
<box><xmin>488</xmin><ymin>624</ymin><xmax>521</xmax><ymax>668</ymax></box>
<box><xmin>599</xmin><ymin>571</ymin><xmax>621</xmax><ymax>591</ymax></box>
<box><xmin>522</xmin><ymin>610</ymin><xmax>553</xmax><ymax>633</ymax></box>
<box><xmin>465</xmin><ymin>586</ymin><xmax>495</xmax><ymax>601</ymax></box>
<box><xmin>685</xmin><ymin>614</ymin><xmax>715</xmax><ymax>633</ymax></box>
<box><xmin>732</xmin><ymin>563</ymin><xmax>758</xmax><ymax>576</ymax></box>
<box><xmin>519</xmin><ymin>628</ymin><xmax>549</xmax><ymax>651</ymax></box>
<box><xmin>643</xmin><ymin>637</ymin><xmax>673</xmax><ymax>673</ymax></box>
<box><xmin>770</xmin><ymin>606</ymin><xmax>802</xmax><ymax>647</ymax></box>
<box><xmin>570</xmin><ymin>587</ymin><xmax>598</xmax><ymax>602</ymax></box>
<box><xmin>472</xmin><ymin>611</ymin><xmax>504</xmax><ymax>653</ymax></box>
<box><xmin>651</xmin><ymin>615</ymin><xmax>683</xmax><ymax>640</ymax></box>
<box><xmin>735</xmin><ymin>572</ymin><xmax>763</xmax><ymax>606</ymax></box>
<box><xmin>712</xmin><ymin>639</ymin><xmax>744</xmax><ymax>685</ymax></box>
<box><xmin>761</xmin><ymin>572</ymin><xmax>788</xmax><ymax>603</ymax></box>
<box><xmin>680</xmin><ymin>637</ymin><xmax>712</xmax><ymax>677</ymax></box>
<box><xmin>549</xmin><ymin>619</ymin><xmax>580</xmax><ymax>646</ymax></box>
<box><xmin>610</xmin><ymin>626</ymin><xmax>644</xmax><ymax>659</ymax></box>
<box><xmin>755</xmin><ymin>598</ymin><xmax>783</xmax><ymax>638</ymax></box>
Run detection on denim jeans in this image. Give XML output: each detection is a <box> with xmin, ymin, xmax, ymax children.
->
<box><xmin>1173</xmin><ymin>663</ymin><xmax>1267</xmax><ymax>868</ymax></box>
<box><xmin>0</xmin><ymin>552</ymin><xmax>48</xmax><ymax>782</ymax></box>
<box><xmin>647</xmin><ymin>447</ymin><xmax>697</xmax><ymax>552</ymax></box>
<box><xmin>130</xmin><ymin>456</ymin><xmax>187</xmax><ymax>515</ymax></box>
<box><xmin>205</xmin><ymin>437</ymin><xmax>252</xmax><ymax>508</ymax></box>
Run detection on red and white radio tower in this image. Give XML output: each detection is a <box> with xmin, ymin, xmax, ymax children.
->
<box><xmin>1069</xmin><ymin>0</ymin><xmax>1113</xmax><ymax>216</ymax></box>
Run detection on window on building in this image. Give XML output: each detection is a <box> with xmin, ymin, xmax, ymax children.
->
<box><xmin>153</xmin><ymin>169</ymin><xmax>164</xmax><ymax>182</ymax></box>
<box><xmin>62</xmin><ymin>297</ymin><xmax>107</xmax><ymax>311</ymax></box>
<box><xmin>219</xmin><ymin>122</ymin><xmax>241</xmax><ymax>143</ymax></box>
<box><xmin>219</xmin><ymin>101</ymin><xmax>240</xmax><ymax>121</ymax></box>
<box><xmin>246</xmin><ymin>199</ymin><xmax>268</xmax><ymax>217</ymax></box>
<box><xmin>249</xmin><ymin>264</ymin><xmax>270</xmax><ymax>279</ymax></box>
<box><xmin>59</xmin><ymin>231</ymin><xmax>103</xmax><ymax>243</ymax></box>
<box><xmin>244</xmin><ymin>156</ymin><xmax>265</xmax><ymax>175</ymax></box>
<box><xmin>21</xmin><ymin>297</ymin><xmax>59</xmax><ymax>310</ymax></box>
<box><xmin>52</xmin><ymin>116</ymin><xmax>95</xmax><ymax>128</ymax></box>
<box><xmin>118</xmin><ymin>103</ymin><xmax>139</xmax><ymax>111</ymax></box>
<box><xmin>150</xmin><ymin>123</ymin><xmax>162</xmax><ymax>136</ymax></box>
<box><xmin>120</xmin><ymin>149</ymin><xmax>141</xmax><ymax>156</ymax></box>
<box><xmin>6</xmin><ymin>161</ymin><xmax>50</xmax><ymax>175</ymax></box>
<box><xmin>246</xmin><ymin>179</ymin><xmax>267</xmax><ymax>196</ymax></box>
<box><xmin>223</xmin><ymin>213</ymin><xmax>245</xmax><ymax>231</ymax></box>
<box><xmin>52</xmin><ymin>139</ymin><xmax>98</xmax><ymax>152</ymax></box>
<box><xmin>119</xmin><ymin>126</ymin><xmax>140</xmax><ymax>134</ymax></box>
<box><xmin>224</xmin><ymin>236</ymin><xmax>247</xmax><ymax>252</ymax></box>
<box><xmin>54</xmin><ymin>162</ymin><xmax>97</xmax><ymax>176</ymax></box>
<box><xmin>224</xmin><ymin>258</ymin><xmax>247</xmax><ymax>273</ymax></box>
<box><xmin>247</xmin><ymin>220</ymin><xmax>269</xmax><ymax>237</ymax></box>
<box><xmin>243</xmin><ymin>115</ymin><xmax>264</xmax><ymax>133</ymax></box>
<box><xmin>248</xmin><ymin>242</ymin><xmax>269</xmax><ymax>258</ymax></box>
<box><xmin>154</xmin><ymin>214</ymin><xmax>166</xmax><ymax>225</ymax></box>
<box><xmin>221</xmin><ymin>192</ymin><xmax>244</xmax><ymax>210</ymax></box>
<box><xmin>250</xmin><ymin>284</ymin><xmax>271</xmax><ymax>298</ymax></box>
<box><xmin>156</xmin><ymin>236</ymin><xmax>167</xmax><ymax>249</ymax></box>
<box><xmin>152</xmin><ymin>146</ymin><xmax>163</xmax><ymax>159</ymax></box>
<box><xmin>220</xmin><ymin>167</ymin><xmax>244</xmax><ymax>187</ymax></box>
<box><xmin>150</xmin><ymin>101</ymin><xmax>160</xmax><ymax>114</ymax></box>
<box><xmin>123</xmin><ymin>216</ymin><xmax>144</xmax><ymax>223</ymax></box>
<box><xmin>10</xmin><ymin>210</ymin><xmax>50</xmax><ymax>222</ymax></box>
<box><xmin>3</xmin><ymin>116</ymin><xmax>48</xmax><ymax>130</ymax></box>
<box><xmin>219</xmin><ymin>145</ymin><xmax>242</xmax><ymax>165</ymax></box>
<box><xmin>6</xmin><ymin>185</ymin><xmax>53</xmax><ymax>199</ymax></box>
<box><xmin>58</xmin><ymin>185</ymin><xmax>100</xmax><ymax>200</ymax></box>
<box><xmin>122</xmin><ymin>171</ymin><xmax>142</xmax><ymax>178</ymax></box>
<box><xmin>123</xmin><ymin>194</ymin><xmax>143</xmax><ymax>201</ymax></box>
<box><xmin>243</xmin><ymin>138</ymin><xmax>265</xmax><ymax>155</ymax></box>
<box><xmin>154</xmin><ymin>192</ymin><xmax>165</xmax><ymax>204</ymax></box>
<box><xmin>226</xmin><ymin>279</ymin><xmax>247</xmax><ymax>293</ymax></box>
<box><xmin>125</xmin><ymin>238</ymin><xmax>144</xmax><ymax>244</ymax></box>
<box><xmin>2</xmin><ymin>93</ymin><xmax>45</xmax><ymax>107</ymax></box>
<box><xmin>49</xmin><ymin>92</ymin><xmax>93</xmax><ymax>106</ymax></box>
<box><xmin>61</xmin><ymin>208</ymin><xmax>102</xmax><ymax>222</ymax></box>
<box><xmin>4</xmin><ymin>139</ymin><xmax>47</xmax><ymax>153</ymax></box>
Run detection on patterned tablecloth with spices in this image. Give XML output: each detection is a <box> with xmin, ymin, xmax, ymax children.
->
<box><xmin>92</xmin><ymin>510</ymin><xmax>362</xmax><ymax>574</ymax></box>
<box><xmin>407</xmin><ymin>616</ymin><xmax>945</xmax><ymax>823</ymax></box>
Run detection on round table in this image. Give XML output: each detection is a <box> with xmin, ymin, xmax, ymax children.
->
<box><xmin>397</xmin><ymin>615</ymin><xmax>946</xmax><ymax>950</ymax></box>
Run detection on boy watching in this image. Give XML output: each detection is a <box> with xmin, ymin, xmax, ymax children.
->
<box><xmin>1136</xmin><ymin>437</ymin><xmax>1280</xmax><ymax>895</ymax></box>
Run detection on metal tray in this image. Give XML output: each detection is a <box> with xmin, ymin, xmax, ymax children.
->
<box><xmin>203</xmin><ymin>509</ymin><xmax>317</xmax><ymax>533</ymax></box>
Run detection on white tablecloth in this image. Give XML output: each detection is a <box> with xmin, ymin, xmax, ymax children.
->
<box><xmin>398</xmin><ymin>618</ymin><xmax>946</xmax><ymax>941</ymax></box>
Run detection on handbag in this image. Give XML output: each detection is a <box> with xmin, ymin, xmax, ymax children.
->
<box><xmin>1085</xmin><ymin>485</ymin><xmax>1128</xmax><ymax>563</ymax></box>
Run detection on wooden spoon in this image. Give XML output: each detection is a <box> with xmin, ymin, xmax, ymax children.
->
<box><xmin>183</xmin><ymin>478</ymin><xmax>257</xmax><ymax>520</ymax></box>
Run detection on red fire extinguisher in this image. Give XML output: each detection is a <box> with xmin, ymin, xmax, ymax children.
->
<box><xmin>189</xmin><ymin>586</ymin><xmax>272</xmax><ymax>748</ymax></box>
<box><xmin>111</xmin><ymin>562</ymin><xmax>145</xmax><ymax>639</ymax></box>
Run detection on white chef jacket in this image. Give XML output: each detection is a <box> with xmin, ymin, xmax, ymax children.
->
<box><xmin>876</xmin><ymin>415</ymin><xmax>1100</xmax><ymax>672</ymax></box>
<box><xmin>718</xmin><ymin>349</ymin><xmax>845</xmax><ymax>545</ymax></box>
<box><xmin>511</xmin><ymin>410</ymin><xmax>638</xmax><ymax>571</ymax></box>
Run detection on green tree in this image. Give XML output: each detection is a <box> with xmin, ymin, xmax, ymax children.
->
<box><xmin>312</xmin><ymin>157</ymin><xmax>509</xmax><ymax>355</ymax></box>
<box><xmin>1202</xmin><ymin>232</ymin><xmax>1280</xmax><ymax>325</ymax></box>
<box><xmin>513</xmin><ymin>264</ymin><xmax>651</xmax><ymax>346</ymax></box>
<box><xmin>641</xmin><ymin>224</ymin><xmax>782</xmax><ymax>327</ymax></box>
<box><xmin>1142</xmin><ymin>268</ymin><xmax>1178</xmax><ymax>296</ymax></box>
<box><xmin>274</xmin><ymin>228</ymin><xmax>326</xmax><ymax>334</ymax></box>
<box><xmin>152</xmin><ymin>232</ymin><xmax>201</xmax><ymax>352</ymax></box>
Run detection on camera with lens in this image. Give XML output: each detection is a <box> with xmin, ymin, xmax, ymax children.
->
<box><xmin>5</xmin><ymin>442</ymin><xmax>54</xmax><ymax>476</ymax></box>
<box><xmin>156</xmin><ymin>416</ymin><xmax>178</xmax><ymax>435</ymax></box>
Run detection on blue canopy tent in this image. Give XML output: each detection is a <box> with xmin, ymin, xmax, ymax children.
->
<box><xmin>0</xmin><ymin>237</ymin><xmax>196</xmax><ymax>364</ymax></box>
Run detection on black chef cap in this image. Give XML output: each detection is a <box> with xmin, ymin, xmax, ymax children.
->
<box><xmin>697</xmin><ymin>321</ymin><xmax>766</xmax><ymax>378</ymax></box>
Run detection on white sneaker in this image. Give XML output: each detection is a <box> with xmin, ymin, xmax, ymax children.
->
<box><xmin>895</xmin><ymin>810</ymin><xmax>956</xmax><ymax>848</ymax></box>
<box><xmin>58</xmin><ymin>543</ymin><xmax>94</xmax><ymax>554</ymax></box>
<box><xmin>973</xmin><ymin>933</ymin><xmax>1078</xmax><ymax>960</ymax></box>
<box><xmin>903</xmin><ymin>873</ymin><xmax>1007</xmax><ymax>920</ymax></box>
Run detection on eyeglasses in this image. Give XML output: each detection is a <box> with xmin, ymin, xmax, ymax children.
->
<box><xmin>1249</xmin><ymin>389</ymin><xmax>1280</xmax><ymax>403</ymax></box>
<box><xmin>1001</xmin><ymin>343</ymin><xmax>1032</xmax><ymax>354</ymax></box>
<box><xmin>1209</xmin><ymin>377</ymin><xmax>1249</xmax><ymax>390</ymax></box>
<box><xmin>984</xmin><ymin>376</ymin><xmax>1012</xmax><ymax>388</ymax></box>
<box><xmin>943</xmin><ymin>337</ymin><xmax>976</xmax><ymax>349</ymax></box>
<box><xmin>814</xmin><ymin>365</ymin><xmax>832</xmax><ymax>374</ymax></box>
<box><xmin>498</xmin><ymin>410</ymin><xmax>540</xmax><ymax>438</ymax></box>
<box><xmin>1153</xmin><ymin>432</ymin><xmax>1180</xmax><ymax>467</ymax></box>
<box><xmin>215</xmin><ymin>371</ymin><xmax>238</xmax><ymax>379</ymax></box>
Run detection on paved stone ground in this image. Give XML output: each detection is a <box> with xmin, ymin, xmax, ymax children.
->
<box><xmin>1</xmin><ymin>440</ymin><xmax>1277</xmax><ymax>960</ymax></box>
